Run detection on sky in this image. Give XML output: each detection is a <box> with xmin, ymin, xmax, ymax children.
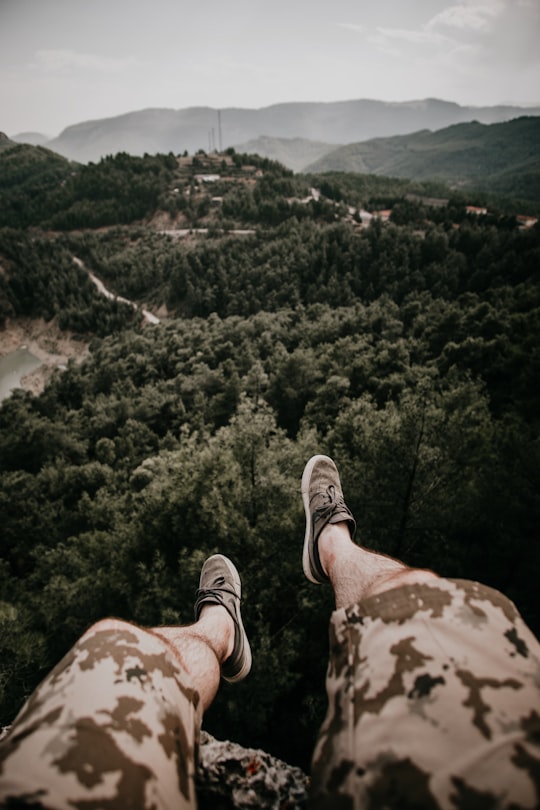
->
<box><xmin>1</xmin><ymin>0</ymin><xmax>539</xmax><ymax>137</ymax></box>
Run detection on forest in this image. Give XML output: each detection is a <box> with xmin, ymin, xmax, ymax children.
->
<box><xmin>0</xmin><ymin>145</ymin><xmax>539</xmax><ymax>769</ymax></box>
<box><xmin>305</xmin><ymin>116</ymin><xmax>540</xmax><ymax>206</ymax></box>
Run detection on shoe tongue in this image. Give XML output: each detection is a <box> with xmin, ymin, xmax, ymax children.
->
<box><xmin>328</xmin><ymin>509</ymin><xmax>349</xmax><ymax>523</ymax></box>
<box><xmin>328</xmin><ymin>509</ymin><xmax>356</xmax><ymax>539</ymax></box>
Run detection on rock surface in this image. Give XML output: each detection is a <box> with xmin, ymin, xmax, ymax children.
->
<box><xmin>197</xmin><ymin>731</ymin><xmax>309</xmax><ymax>810</ymax></box>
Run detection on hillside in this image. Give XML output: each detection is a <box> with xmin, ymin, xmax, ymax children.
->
<box><xmin>0</xmin><ymin>142</ymin><xmax>479</xmax><ymax>236</ymax></box>
<box><xmin>304</xmin><ymin>117</ymin><xmax>540</xmax><ymax>201</ymax></box>
<box><xmin>0</xmin><ymin>135</ymin><xmax>77</xmax><ymax>227</ymax></box>
<box><xmin>29</xmin><ymin>98</ymin><xmax>540</xmax><ymax>164</ymax></box>
<box><xmin>1</xmin><ymin>131</ymin><xmax>538</xmax><ymax>236</ymax></box>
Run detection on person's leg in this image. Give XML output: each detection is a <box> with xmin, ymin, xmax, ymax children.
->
<box><xmin>302</xmin><ymin>453</ymin><xmax>438</xmax><ymax>606</ymax></box>
<box><xmin>0</xmin><ymin>554</ymin><xmax>250</xmax><ymax>810</ymax></box>
<box><xmin>0</xmin><ymin>619</ymin><xmax>205</xmax><ymax>810</ymax></box>
<box><xmin>318</xmin><ymin>522</ymin><xmax>438</xmax><ymax>608</ymax></box>
<box><xmin>153</xmin><ymin>604</ymin><xmax>232</xmax><ymax>711</ymax></box>
<box><xmin>303</xmin><ymin>455</ymin><xmax>540</xmax><ymax>810</ymax></box>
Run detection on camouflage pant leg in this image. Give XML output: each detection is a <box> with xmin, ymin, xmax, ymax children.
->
<box><xmin>0</xmin><ymin>619</ymin><xmax>202</xmax><ymax>810</ymax></box>
<box><xmin>310</xmin><ymin>578</ymin><xmax>540</xmax><ymax>810</ymax></box>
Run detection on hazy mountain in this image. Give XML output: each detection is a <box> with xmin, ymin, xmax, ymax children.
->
<box><xmin>11</xmin><ymin>132</ymin><xmax>50</xmax><ymax>147</ymax></box>
<box><xmin>304</xmin><ymin>117</ymin><xmax>540</xmax><ymax>200</ymax></box>
<box><xmin>231</xmin><ymin>136</ymin><xmax>334</xmax><ymax>172</ymax></box>
<box><xmin>40</xmin><ymin>99</ymin><xmax>540</xmax><ymax>164</ymax></box>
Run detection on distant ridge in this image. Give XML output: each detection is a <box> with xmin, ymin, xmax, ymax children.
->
<box><xmin>231</xmin><ymin>136</ymin><xmax>334</xmax><ymax>173</ymax></box>
<box><xmin>303</xmin><ymin>117</ymin><xmax>540</xmax><ymax>200</ymax></box>
<box><xmin>33</xmin><ymin>98</ymin><xmax>540</xmax><ymax>164</ymax></box>
<box><xmin>11</xmin><ymin>132</ymin><xmax>50</xmax><ymax>147</ymax></box>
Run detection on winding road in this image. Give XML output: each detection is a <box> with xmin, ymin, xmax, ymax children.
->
<box><xmin>73</xmin><ymin>257</ymin><xmax>159</xmax><ymax>325</ymax></box>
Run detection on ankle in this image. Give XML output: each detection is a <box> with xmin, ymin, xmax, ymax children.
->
<box><xmin>198</xmin><ymin>604</ymin><xmax>235</xmax><ymax>662</ymax></box>
<box><xmin>318</xmin><ymin>523</ymin><xmax>355</xmax><ymax>577</ymax></box>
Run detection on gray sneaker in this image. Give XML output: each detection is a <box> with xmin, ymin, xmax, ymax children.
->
<box><xmin>194</xmin><ymin>554</ymin><xmax>252</xmax><ymax>682</ymax></box>
<box><xmin>301</xmin><ymin>455</ymin><xmax>356</xmax><ymax>584</ymax></box>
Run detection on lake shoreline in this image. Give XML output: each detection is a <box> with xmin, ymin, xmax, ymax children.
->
<box><xmin>0</xmin><ymin>318</ymin><xmax>90</xmax><ymax>397</ymax></box>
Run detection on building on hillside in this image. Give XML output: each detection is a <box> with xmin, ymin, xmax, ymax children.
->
<box><xmin>516</xmin><ymin>214</ymin><xmax>538</xmax><ymax>228</ymax></box>
<box><xmin>372</xmin><ymin>209</ymin><xmax>392</xmax><ymax>222</ymax></box>
<box><xmin>466</xmin><ymin>205</ymin><xmax>488</xmax><ymax>216</ymax></box>
<box><xmin>195</xmin><ymin>174</ymin><xmax>220</xmax><ymax>183</ymax></box>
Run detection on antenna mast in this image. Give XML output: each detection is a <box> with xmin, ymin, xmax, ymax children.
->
<box><xmin>217</xmin><ymin>110</ymin><xmax>223</xmax><ymax>153</ymax></box>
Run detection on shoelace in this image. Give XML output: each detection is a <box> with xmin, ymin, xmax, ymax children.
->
<box><xmin>313</xmin><ymin>485</ymin><xmax>348</xmax><ymax>521</ymax></box>
<box><xmin>195</xmin><ymin>585</ymin><xmax>239</xmax><ymax>602</ymax></box>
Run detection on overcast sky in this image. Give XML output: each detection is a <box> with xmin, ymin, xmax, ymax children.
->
<box><xmin>1</xmin><ymin>0</ymin><xmax>539</xmax><ymax>137</ymax></box>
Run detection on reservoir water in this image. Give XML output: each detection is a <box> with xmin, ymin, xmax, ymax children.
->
<box><xmin>0</xmin><ymin>348</ymin><xmax>42</xmax><ymax>402</ymax></box>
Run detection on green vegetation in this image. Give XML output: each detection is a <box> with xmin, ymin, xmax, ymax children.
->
<box><xmin>0</xmin><ymin>138</ymin><xmax>74</xmax><ymax>228</ymax></box>
<box><xmin>305</xmin><ymin>117</ymin><xmax>540</xmax><ymax>207</ymax></box>
<box><xmin>0</xmin><ymin>143</ymin><xmax>178</xmax><ymax>229</ymax></box>
<box><xmin>0</xmin><ymin>145</ymin><xmax>539</xmax><ymax>769</ymax></box>
<box><xmin>0</xmin><ymin>228</ymin><xmax>137</xmax><ymax>333</ymax></box>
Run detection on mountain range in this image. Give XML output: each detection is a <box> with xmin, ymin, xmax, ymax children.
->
<box><xmin>3</xmin><ymin>116</ymin><xmax>540</xmax><ymax>206</ymax></box>
<box><xmin>11</xmin><ymin>98</ymin><xmax>540</xmax><ymax>168</ymax></box>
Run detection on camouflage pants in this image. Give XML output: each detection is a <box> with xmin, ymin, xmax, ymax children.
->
<box><xmin>310</xmin><ymin>578</ymin><xmax>540</xmax><ymax>810</ymax></box>
<box><xmin>0</xmin><ymin>619</ymin><xmax>202</xmax><ymax>809</ymax></box>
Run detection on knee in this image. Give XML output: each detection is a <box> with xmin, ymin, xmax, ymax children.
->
<box><xmin>84</xmin><ymin>617</ymin><xmax>138</xmax><ymax>637</ymax></box>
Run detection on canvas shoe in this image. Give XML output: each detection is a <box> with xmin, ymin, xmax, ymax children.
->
<box><xmin>194</xmin><ymin>554</ymin><xmax>252</xmax><ymax>682</ymax></box>
<box><xmin>301</xmin><ymin>454</ymin><xmax>356</xmax><ymax>584</ymax></box>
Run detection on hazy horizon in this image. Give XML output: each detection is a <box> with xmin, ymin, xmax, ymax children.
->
<box><xmin>9</xmin><ymin>95</ymin><xmax>540</xmax><ymax>141</ymax></box>
<box><xmin>2</xmin><ymin>0</ymin><xmax>539</xmax><ymax>138</ymax></box>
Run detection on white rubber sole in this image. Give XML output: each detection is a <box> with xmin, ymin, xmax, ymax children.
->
<box><xmin>301</xmin><ymin>455</ymin><xmax>331</xmax><ymax>584</ymax></box>
<box><xmin>211</xmin><ymin>554</ymin><xmax>252</xmax><ymax>682</ymax></box>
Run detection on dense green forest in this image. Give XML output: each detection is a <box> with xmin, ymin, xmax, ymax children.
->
<box><xmin>0</xmin><ymin>146</ymin><xmax>539</xmax><ymax>769</ymax></box>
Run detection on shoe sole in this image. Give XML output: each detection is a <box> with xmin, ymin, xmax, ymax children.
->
<box><xmin>301</xmin><ymin>455</ymin><xmax>330</xmax><ymax>584</ymax></box>
<box><xmin>212</xmin><ymin>554</ymin><xmax>253</xmax><ymax>683</ymax></box>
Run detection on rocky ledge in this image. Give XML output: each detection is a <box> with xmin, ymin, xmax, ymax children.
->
<box><xmin>197</xmin><ymin>732</ymin><xmax>309</xmax><ymax>809</ymax></box>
